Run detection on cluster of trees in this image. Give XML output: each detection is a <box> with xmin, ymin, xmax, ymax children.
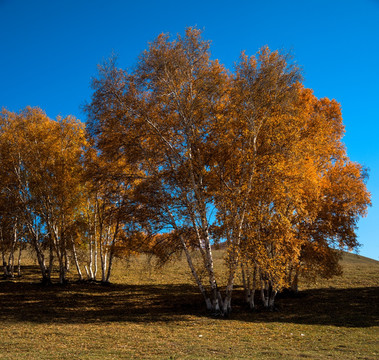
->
<box><xmin>0</xmin><ymin>108</ymin><xmax>134</xmax><ymax>284</ymax></box>
<box><xmin>1</xmin><ymin>28</ymin><xmax>370</xmax><ymax>315</ymax></box>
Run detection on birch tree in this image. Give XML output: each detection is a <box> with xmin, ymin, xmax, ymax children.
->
<box><xmin>287</xmin><ymin>88</ymin><xmax>371</xmax><ymax>291</ymax></box>
<box><xmin>86</xmin><ymin>28</ymin><xmax>370</xmax><ymax>313</ymax></box>
<box><xmin>0</xmin><ymin>107</ymin><xmax>87</xmax><ymax>284</ymax></box>
<box><xmin>83</xmin><ymin>169</ymin><xmax>135</xmax><ymax>283</ymax></box>
<box><xmin>87</xmin><ymin>28</ymin><xmax>231</xmax><ymax>313</ymax></box>
<box><xmin>0</xmin><ymin>108</ymin><xmax>52</xmax><ymax>283</ymax></box>
<box><xmin>212</xmin><ymin>48</ymin><xmax>302</xmax><ymax>312</ymax></box>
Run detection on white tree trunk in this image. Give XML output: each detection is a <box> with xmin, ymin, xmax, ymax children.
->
<box><xmin>94</xmin><ymin>235</ymin><xmax>98</xmax><ymax>280</ymax></box>
<box><xmin>17</xmin><ymin>246</ymin><xmax>22</xmax><ymax>277</ymax></box>
<box><xmin>269</xmin><ymin>290</ymin><xmax>277</xmax><ymax>309</ymax></box>
<box><xmin>71</xmin><ymin>239</ymin><xmax>83</xmax><ymax>281</ymax></box>
<box><xmin>248</xmin><ymin>289</ymin><xmax>256</xmax><ymax>310</ymax></box>
<box><xmin>84</xmin><ymin>265</ymin><xmax>90</xmax><ymax>279</ymax></box>
<box><xmin>88</xmin><ymin>239</ymin><xmax>94</xmax><ymax>280</ymax></box>
<box><xmin>261</xmin><ymin>280</ymin><xmax>269</xmax><ymax>308</ymax></box>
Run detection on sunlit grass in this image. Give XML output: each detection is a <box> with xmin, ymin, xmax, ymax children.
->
<box><xmin>0</xmin><ymin>250</ymin><xmax>378</xmax><ymax>359</ymax></box>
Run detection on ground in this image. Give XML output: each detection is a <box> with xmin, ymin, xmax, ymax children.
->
<box><xmin>0</xmin><ymin>251</ymin><xmax>378</xmax><ymax>359</ymax></box>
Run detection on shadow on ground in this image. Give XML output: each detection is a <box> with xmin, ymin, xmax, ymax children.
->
<box><xmin>0</xmin><ymin>266</ymin><xmax>378</xmax><ymax>328</ymax></box>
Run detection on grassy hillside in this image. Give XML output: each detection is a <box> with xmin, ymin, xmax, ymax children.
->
<box><xmin>0</xmin><ymin>250</ymin><xmax>378</xmax><ymax>359</ymax></box>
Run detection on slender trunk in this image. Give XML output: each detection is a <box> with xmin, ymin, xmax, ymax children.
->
<box><xmin>260</xmin><ymin>278</ymin><xmax>277</xmax><ymax>310</ymax></box>
<box><xmin>201</xmin><ymin>225</ymin><xmax>221</xmax><ymax>313</ymax></box>
<box><xmin>84</xmin><ymin>265</ymin><xmax>90</xmax><ymax>279</ymax></box>
<box><xmin>105</xmin><ymin>250</ymin><xmax>114</xmax><ymax>283</ymax></box>
<box><xmin>291</xmin><ymin>268</ymin><xmax>299</xmax><ymax>293</ymax></box>
<box><xmin>94</xmin><ymin>233</ymin><xmax>98</xmax><ymax>279</ymax></box>
<box><xmin>269</xmin><ymin>289</ymin><xmax>277</xmax><ymax>309</ymax></box>
<box><xmin>0</xmin><ymin>228</ymin><xmax>7</xmax><ymax>277</ymax></box>
<box><xmin>250</xmin><ymin>265</ymin><xmax>257</xmax><ymax>310</ymax></box>
<box><xmin>99</xmin><ymin>242</ymin><xmax>104</xmax><ymax>282</ymax></box>
<box><xmin>261</xmin><ymin>288</ymin><xmax>268</xmax><ymax>308</ymax></box>
<box><xmin>30</xmin><ymin>233</ymin><xmax>49</xmax><ymax>284</ymax></box>
<box><xmin>52</xmin><ymin>225</ymin><xmax>67</xmax><ymax>285</ymax></box>
<box><xmin>17</xmin><ymin>246</ymin><xmax>22</xmax><ymax>277</ymax></box>
<box><xmin>241</xmin><ymin>261</ymin><xmax>257</xmax><ymax>310</ymax></box>
<box><xmin>71</xmin><ymin>238</ymin><xmax>83</xmax><ymax>281</ymax></box>
<box><xmin>28</xmin><ymin>218</ymin><xmax>49</xmax><ymax>284</ymax></box>
<box><xmin>249</xmin><ymin>289</ymin><xmax>256</xmax><ymax>309</ymax></box>
<box><xmin>61</xmin><ymin>244</ymin><xmax>68</xmax><ymax>284</ymax></box>
<box><xmin>2</xmin><ymin>251</ymin><xmax>8</xmax><ymax>277</ymax></box>
<box><xmin>88</xmin><ymin>238</ymin><xmax>94</xmax><ymax>280</ymax></box>
<box><xmin>86</xmin><ymin>201</ymin><xmax>95</xmax><ymax>281</ymax></box>
<box><xmin>48</xmin><ymin>240</ymin><xmax>54</xmax><ymax>281</ymax></box>
<box><xmin>222</xmin><ymin>201</ymin><xmax>249</xmax><ymax>316</ymax></box>
<box><xmin>8</xmin><ymin>250</ymin><xmax>14</xmax><ymax>277</ymax></box>
<box><xmin>93</xmin><ymin>200</ymin><xmax>98</xmax><ymax>280</ymax></box>
<box><xmin>7</xmin><ymin>224</ymin><xmax>18</xmax><ymax>277</ymax></box>
<box><xmin>102</xmin><ymin>252</ymin><xmax>107</xmax><ymax>282</ymax></box>
<box><xmin>104</xmin><ymin>217</ymin><xmax>121</xmax><ymax>284</ymax></box>
<box><xmin>261</xmin><ymin>280</ymin><xmax>269</xmax><ymax>308</ymax></box>
<box><xmin>181</xmin><ymin>234</ymin><xmax>212</xmax><ymax>310</ymax></box>
<box><xmin>91</xmin><ymin>201</ymin><xmax>98</xmax><ymax>280</ymax></box>
<box><xmin>167</xmin><ymin>208</ymin><xmax>211</xmax><ymax>310</ymax></box>
<box><xmin>241</xmin><ymin>262</ymin><xmax>249</xmax><ymax>302</ymax></box>
<box><xmin>186</xmin><ymin>147</ymin><xmax>220</xmax><ymax>313</ymax></box>
<box><xmin>15</xmin><ymin>163</ymin><xmax>48</xmax><ymax>283</ymax></box>
<box><xmin>65</xmin><ymin>252</ymin><xmax>70</xmax><ymax>272</ymax></box>
<box><xmin>99</xmin><ymin>226</ymin><xmax>107</xmax><ymax>283</ymax></box>
<box><xmin>58</xmin><ymin>258</ymin><xmax>67</xmax><ymax>284</ymax></box>
<box><xmin>56</xmin><ymin>246</ymin><xmax>67</xmax><ymax>284</ymax></box>
<box><xmin>222</xmin><ymin>259</ymin><xmax>238</xmax><ymax>315</ymax></box>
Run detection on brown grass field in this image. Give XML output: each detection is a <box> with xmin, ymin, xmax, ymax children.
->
<box><xmin>0</xmin><ymin>249</ymin><xmax>378</xmax><ymax>359</ymax></box>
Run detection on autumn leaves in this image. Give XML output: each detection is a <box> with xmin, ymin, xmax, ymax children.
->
<box><xmin>86</xmin><ymin>28</ymin><xmax>370</xmax><ymax>314</ymax></box>
<box><xmin>0</xmin><ymin>108</ymin><xmax>86</xmax><ymax>283</ymax></box>
<box><xmin>0</xmin><ymin>28</ymin><xmax>370</xmax><ymax>315</ymax></box>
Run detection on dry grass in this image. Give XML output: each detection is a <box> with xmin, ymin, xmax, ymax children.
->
<box><xmin>0</xmin><ymin>250</ymin><xmax>378</xmax><ymax>359</ymax></box>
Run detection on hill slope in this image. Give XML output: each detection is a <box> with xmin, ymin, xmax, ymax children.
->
<box><xmin>0</xmin><ymin>249</ymin><xmax>378</xmax><ymax>359</ymax></box>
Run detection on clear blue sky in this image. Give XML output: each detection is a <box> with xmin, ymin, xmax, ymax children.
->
<box><xmin>1</xmin><ymin>0</ymin><xmax>378</xmax><ymax>259</ymax></box>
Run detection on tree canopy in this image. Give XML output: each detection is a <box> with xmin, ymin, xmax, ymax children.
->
<box><xmin>85</xmin><ymin>28</ymin><xmax>371</xmax><ymax>314</ymax></box>
<box><xmin>0</xmin><ymin>28</ymin><xmax>371</xmax><ymax>316</ymax></box>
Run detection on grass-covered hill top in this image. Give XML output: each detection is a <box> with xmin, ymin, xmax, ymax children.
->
<box><xmin>0</xmin><ymin>250</ymin><xmax>378</xmax><ymax>359</ymax></box>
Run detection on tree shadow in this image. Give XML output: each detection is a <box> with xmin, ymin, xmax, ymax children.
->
<box><xmin>0</xmin><ymin>268</ymin><xmax>378</xmax><ymax>327</ymax></box>
<box><xmin>230</xmin><ymin>286</ymin><xmax>379</xmax><ymax>328</ymax></box>
<box><xmin>0</xmin><ymin>280</ymin><xmax>205</xmax><ymax>324</ymax></box>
